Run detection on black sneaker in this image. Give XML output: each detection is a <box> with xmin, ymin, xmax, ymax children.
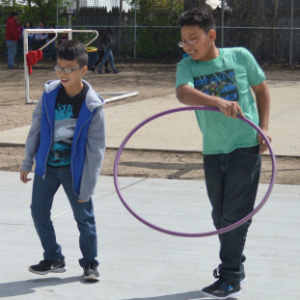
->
<box><xmin>213</xmin><ymin>267</ymin><xmax>247</xmax><ymax>285</ymax></box>
<box><xmin>28</xmin><ymin>259</ymin><xmax>66</xmax><ymax>275</ymax></box>
<box><xmin>113</xmin><ymin>69</ymin><xmax>119</xmax><ymax>74</ymax></box>
<box><xmin>105</xmin><ymin>69</ymin><xmax>111</xmax><ymax>73</ymax></box>
<box><xmin>97</xmin><ymin>69</ymin><xmax>103</xmax><ymax>74</ymax></box>
<box><xmin>83</xmin><ymin>264</ymin><xmax>100</xmax><ymax>281</ymax></box>
<box><xmin>202</xmin><ymin>277</ymin><xmax>241</xmax><ymax>299</ymax></box>
<box><xmin>91</xmin><ymin>66</ymin><xmax>95</xmax><ymax>72</ymax></box>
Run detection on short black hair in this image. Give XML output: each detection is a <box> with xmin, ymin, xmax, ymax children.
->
<box><xmin>57</xmin><ymin>40</ymin><xmax>88</xmax><ymax>67</ymax></box>
<box><xmin>178</xmin><ymin>8</ymin><xmax>216</xmax><ymax>33</ymax></box>
<box><xmin>24</xmin><ymin>20</ymin><xmax>33</xmax><ymax>28</ymax></box>
<box><xmin>10</xmin><ymin>11</ymin><xmax>18</xmax><ymax>17</ymax></box>
<box><xmin>38</xmin><ymin>20</ymin><xmax>46</xmax><ymax>27</ymax></box>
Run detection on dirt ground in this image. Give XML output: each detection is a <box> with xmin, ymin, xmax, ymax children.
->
<box><xmin>1</xmin><ymin>59</ymin><xmax>300</xmax><ymax>185</ymax></box>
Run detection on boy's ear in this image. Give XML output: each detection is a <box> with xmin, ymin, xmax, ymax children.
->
<box><xmin>81</xmin><ymin>65</ymin><xmax>88</xmax><ymax>76</ymax></box>
<box><xmin>208</xmin><ymin>29</ymin><xmax>217</xmax><ymax>42</ymax></box>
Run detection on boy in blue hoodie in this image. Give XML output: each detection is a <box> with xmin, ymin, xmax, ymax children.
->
<box><xmin>176</xmin><ymin>8</ymin><xmax>271</xmax><ymax>299</ymax></box>
<box><xmin>20</xmin><ymin>40</ymin><xmax>105</xmax><ymax>282</ymax></box>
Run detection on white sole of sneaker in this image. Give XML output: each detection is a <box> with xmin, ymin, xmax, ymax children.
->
<box><xmin>28</xmin><ymin>267</ymin><xmax>67</xmax><ymax>275</ymax></box>
<box><xmin>202</xmin><ymin>290</ymin><xmax>241</xmax><ymax>299</ymax></box>
<box><xmin>240</xmin><ymin>277</ymin><xmax>247</xmax><ymax>285</ymax></box>
<box><xmin>84</xmin><ymin>274</ymin><xmax>100</xmax><ymax>281</ymax></box>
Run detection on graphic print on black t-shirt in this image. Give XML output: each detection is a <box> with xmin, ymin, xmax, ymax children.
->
<box><xmin>193</xmin><ymin>69</ymin><xmax>239</xmax><ymax>101</ymax></box>
<box><xmin>47</xmin><ymin>83</ymin><xmax>88</xmax><ymax>166</ymax></box>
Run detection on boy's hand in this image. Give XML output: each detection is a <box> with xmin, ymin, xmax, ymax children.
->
<box><xmin>217</xmin><ymin>99</ymin><xmax>245</xmax><ymax>119</ymax></box>
<box><xmin>258</xmin><ymin>130</ymin><xmax>272</xmax><ymax>154</ymax></box>
<box><xmin>20</xmin><ymin>170</ymin><xmax>32</xmax><ymax>184</ymax></box>
<box><xmin>78</xmin><ymin>199</ymin><xmax>85</xmax><ymax>203</ymax></box>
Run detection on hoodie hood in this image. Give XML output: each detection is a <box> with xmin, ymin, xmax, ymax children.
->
<box><xmin>6</xmin><ymin>16</ymin><xmax>14</xmax><ymax>23</ymax></box>
<box><xmin>44</xmin><ymin>79</ymin><xmax>105</xmax><ymax>112</ymax></box>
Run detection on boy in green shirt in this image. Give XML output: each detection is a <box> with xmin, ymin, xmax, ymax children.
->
<box><xmin>176</xmin><ymin>8</ymin><xmax>271</xmax><ymax>299</ymax></box>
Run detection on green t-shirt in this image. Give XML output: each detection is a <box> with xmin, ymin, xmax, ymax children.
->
<box><xmin>176</xmin><ymin>47</ymin><xmax>266</xmax><ymax>155</ymax></box>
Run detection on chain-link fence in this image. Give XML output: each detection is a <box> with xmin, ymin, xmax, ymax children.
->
<box><xmin>1</xmin><ymin>0</ymin><xmax>300</xmax><ymax>65</ymax></box>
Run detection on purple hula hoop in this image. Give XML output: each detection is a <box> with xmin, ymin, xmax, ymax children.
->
<box><xmin>113</xmin><ymin>106</ymin><xmax>277</xmax><ymax>238</ymax></box>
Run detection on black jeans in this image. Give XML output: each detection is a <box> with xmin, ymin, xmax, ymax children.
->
<box><xmin>203</xmin><ymin>145</ymin><xmax>261</xmax><ymax>283</ymax></box>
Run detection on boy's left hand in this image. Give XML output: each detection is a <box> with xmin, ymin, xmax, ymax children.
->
<box><xmin>258</xmin><ymin>130</ymin><xmax>272</xmax><ymax>154</ymax></box>
<box><xmin>78</xmin><ymin>199</ymin><xmax>85</xmax><ymax>203</ymax></box>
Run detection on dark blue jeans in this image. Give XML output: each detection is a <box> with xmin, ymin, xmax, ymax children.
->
<box><xmin>31</xmin><ymin>165</ymin><xmax>98</xmax><ymax>267</ymax></box>
<box><xmin>203</xmin><ymin>145</ymin><xmax>261</xmax><ymax>283</ymax></box>
<box><xmin>97</xmin><ymin>46</ymin><xmax>115</xmax><ymax>72</ymax></box>
<box><xmin>6</xmin><ymin>40</ymin><xmax>17</xmax><ymax>68</ymax></box>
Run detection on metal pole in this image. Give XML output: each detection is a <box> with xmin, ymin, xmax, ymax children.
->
<box><xmin>68</xmin><ymin>15</ymin><xmax>72</xmax><ymax>40</ymax></box>
<box><xmin>221</xmin><ymin>0</ymin><xmax>224</xmax><ymax>47</ymax></box>
<box><xmin>134</xmin><ymin>0</ymin><xmax>137</xmax><ymax>61</ymax></box>
<box><xmin>119</xmin><ymin>0</ymin><xmax>123</xmax><ymax>55</ymax></box>
<box><xmin>289</xmin><ymin>0</ymin><xmax>294</xmax><ymax>66</ymax></box>
<box><xmin>23</xmin><ymin>29</ymin><xmax>30</xmax><ymax>104</ymax></box>
<box><xmin>56</xmin><ymin>0</ymin><xmax>59</xmax><ymax>28</ymax></box>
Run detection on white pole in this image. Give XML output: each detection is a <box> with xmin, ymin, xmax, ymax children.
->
<box><xmin>102</xmin><ymin>92</ymin><xmax>139</xmax><ymax>103</ymax></box>
<box><xmin>23</xmin><ymin>29</ymin><xmax>30</xmax><ymax>104</ymax></box>
<box><xmin>68</xmin><ymin>15</ymin><xmax>72</xmax><ymax>40</ymax></box>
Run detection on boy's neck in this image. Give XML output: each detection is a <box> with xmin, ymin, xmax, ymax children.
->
<box><xmin>64</xmin><ymin>81</ymin><xmax>84</xmax><ymax>98</ymax></box>
<box><xmin>199</xmin><ymin>45</ymin><xmax>220</xmax><ymax>62</ymax></box>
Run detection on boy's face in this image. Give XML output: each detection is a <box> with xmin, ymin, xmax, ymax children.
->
<box><xmin>56</xmin><ymin>58</ymin><xmax>88</xmax><ymax>90</ymax></box>
<box><xmin>180</xmin><ymin>25</ymin><xmax>216</xmax><ymax>62</ymax></box>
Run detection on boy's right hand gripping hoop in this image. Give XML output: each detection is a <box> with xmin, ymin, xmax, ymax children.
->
<box><xmin>113</xmin><ymin>106</ymin><xmax>276</xmax><ymax>238</ymax></box>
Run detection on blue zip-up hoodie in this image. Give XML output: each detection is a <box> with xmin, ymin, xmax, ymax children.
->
<box><xmin>22</xmin><ymin>80</ymin><xmax>106</xmax><ymax>201</ymax></box>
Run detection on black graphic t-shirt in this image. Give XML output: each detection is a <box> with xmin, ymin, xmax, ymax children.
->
<box><xmin>47</xmin><ymin>83</ymin><xmax>89</xmax><ymax>166</ymax></box>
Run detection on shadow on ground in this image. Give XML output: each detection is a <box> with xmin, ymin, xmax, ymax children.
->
<box><xmin>122</xmin><ymin>290</ymin><xmax>207</xmax><ymax>300</ymax></box>
<box><xmin>0</xmin><ymin>276</ymin><xmax>96</xmax><ymax>298</ymax></box>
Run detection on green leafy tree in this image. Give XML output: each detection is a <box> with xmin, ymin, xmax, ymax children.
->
<box><xmin>127</xmin><ymin>0</ymin><xmax>185</xmax><ymax>58</ymax></box>
<box><xmin>0</xmin><ymin>0</ymin><xmax>74</xmax><ymax>27</ymax></box>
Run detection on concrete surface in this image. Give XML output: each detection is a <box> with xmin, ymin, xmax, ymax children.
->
<box><xmin>0</xmin><ymin>171</ymin><xmax>299</xmax><ymax>299</ymax></box>
<box><xmin>0</xmin><ymin>80</ymin><xmax>299</xmax><ymax>156</ymax></box>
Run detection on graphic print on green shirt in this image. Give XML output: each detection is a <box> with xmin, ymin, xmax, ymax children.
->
<box><xmin>194</xmin><ymin>69</ymin><xmax>239</xmax><ymax>101</ymax></box>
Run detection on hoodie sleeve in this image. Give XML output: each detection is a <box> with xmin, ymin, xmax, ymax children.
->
<box><xmin>21</xmin><ymin>94</ymin><xmax>43</xmax><ymax>172</ymax></box>
<box><xmin>79</xmin><ymin>106</ymin><xmax>106</xmax><ymax>201</ymax></box>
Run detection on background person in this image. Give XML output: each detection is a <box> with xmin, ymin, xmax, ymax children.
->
<box><xmin>16</xmin><ymin>19</ymin><xmax>23</xmax><ymax>51</ymax></box>
<box><xmin>59</xmin><ymin>32</ymin><xmax>68</xmax><ymax>45</ymax></box>
<box><xmin>34</xmin><ymin>20</ymin><xmax>48</xmax><ymax>49</ymax></box>
<box><xmin>5</xmin><ymin>11</ymin><xmax>20</xmax><ymax>69</ymax></box>
<box><xmin>21</xmin><ymin>20</ymin><xmax>35</xmax><ymax>51</ymax></box>
<box><xmin>97</xmin><ymin>27</ymin><xmax>118</xmax><ymax>74</ymax></box>
<box><xmin>46</xmin><ymin>24</ymin><xmax>56</xmax><ymax>52</ymax></box>
<box><xmin>91</xmin><ymin>29</ymin><xmax>110</xmax><ymax>73</ymax></box>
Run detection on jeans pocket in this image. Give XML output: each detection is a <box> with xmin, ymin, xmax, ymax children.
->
<box><xmin>238</xmin><ymin>145</ymin><xmax>260</xmax><ymax>157</ymax></box>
